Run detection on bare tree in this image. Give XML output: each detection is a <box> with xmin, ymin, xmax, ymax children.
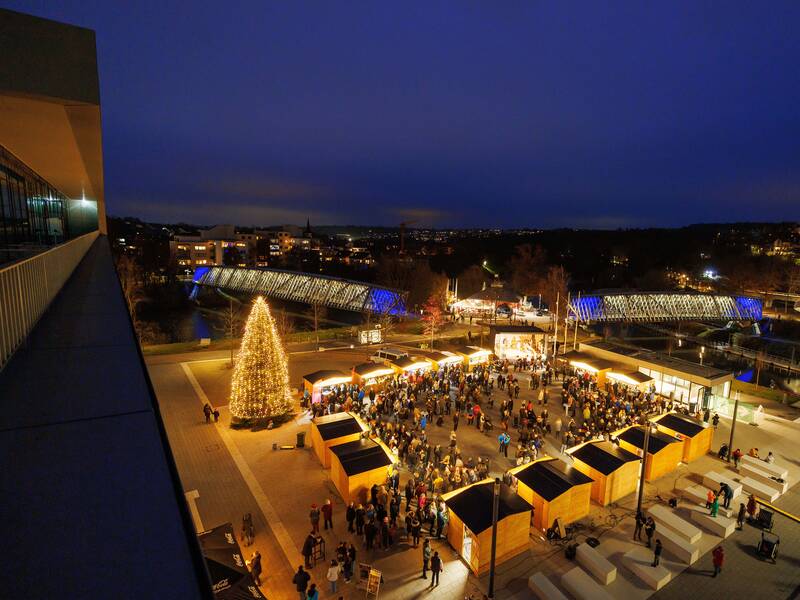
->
<box><xmin>115</xmin><ymin>254</ymin><xmax>146</xmax><ymax>337</ymax></box>
<box><xmin>306</xmin><ymin>302</ymin><xmax>328</xmax><ymax>344</ymax></box>
<box><xmin>218</xmin><ymin>297</ymin><xmax>243</xmax><ymax>367</ymax></box>
<box><xmin>274</xmin><ymin>308</ymin><xmax>295</xmax><ymax>342</ymax></box>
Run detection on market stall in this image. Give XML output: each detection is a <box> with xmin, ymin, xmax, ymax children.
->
<box><xmin>389</xmin><ymin>356</ymin><xmax>434</xmax><ymax>377</ymax></box>
<box><xmin>421</xmin><ymin>351</ymin><xmax>464</xmax><ymax>370</ymax></box>
<box><xmin>310</xmin><ymin>412</ymin><xmax>367</xmax><ymax>468</ymax></box>
<box><xmin>352</xmin><ymin>362</ymin><xmax>395</xmax><ymax>388</ymax></box>
<box><xmin>489</xmin><ymin>324</ymin><xmax>548</xmax><ymax>361</ymax></box>
<box><xmin>652</xmin><ymin>412</ymin><xmax>713</xmax><ymax>463</ymax></box>
<box><xmin>568</xmin><ymin>441</ymin><xmax>640</xmax><ymax>506</ymax></box>
<box><xmin>198</xmin><ymin>522</ymin><xmax>266</xmax><ymax>599</ymax></box>
<box><xmin>452</xmin><ymin>345</ymin><xmax>492</xmax><ymax>370</ymax></box>
<box><xmin>441</xmin><ymin>479</ymin><xmax>532</xmax><ymax>575</ymax></box>
<box><xmin>329</xmin><ymin>438</ymin><xmax>395</xmax><ymax>504</ymax></box>
<box><xmin>559</xmin><ymin>350</ymin><xmax>616</xmax><ymax>387</ymax></box>
<box><xmin>508</xmin><ymin>457</ymin><xmax>593</xmax><ymax>533</ymax></box>
<box><xmin>605</xmin><ymin>367</ymin><xmax>654</xmax><ymax>391</ymax></box>
<box><xmin>302</xmin><ymin>369</ymin><xmax>353</xmax><ymax>404</ymax></box>
<box><xmin>614</xmin><ymin>425</ymin><xmax>683</xmax><ymax>481</ymax></box>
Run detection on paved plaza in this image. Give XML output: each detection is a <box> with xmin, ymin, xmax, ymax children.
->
<box><xmin>147</xmin><ymin>345</ymin><xmax>800</xmax><ymax>600</ymax></box>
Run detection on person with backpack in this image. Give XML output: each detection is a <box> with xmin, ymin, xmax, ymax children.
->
<box><xmin>292</xmin><ymin>566</ymin><xmax>311</xmax><ymax>600</ymax></box>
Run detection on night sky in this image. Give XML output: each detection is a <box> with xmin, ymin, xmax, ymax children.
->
<box><xmin>7</xmin><ymin>2</ymin><xmax>800</xmax><ymax>228</ymax></box>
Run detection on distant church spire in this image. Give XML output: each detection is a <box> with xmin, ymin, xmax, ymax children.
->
<box><xmin>304</xmin><ymin>217</ymin><xmax>312</xmax><ymax>237</ymax></box>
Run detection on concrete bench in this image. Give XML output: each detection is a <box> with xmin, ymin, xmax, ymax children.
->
<box><xmin>648</xmin><ymin>519</ymin><xmax>700</xmax><ymax>564</ymax></box>
<box><xmin>561</xmin><ymin>567</ymin><xmax>615</xmax><ymax>600</ymax></box>
<box><xmin>702</xmin><ymin>471</ymin><xmax>743</xmax><ymax>500</ymax></box>
<box><xmin>740</xmin><ymin>476</ymin><xmax>780</xmax><ymax>502</ymax></box>
<box><xmin>647</xmin><ymin>504</ymin><xmax>702</xmax><ymax>544</ymax></box>
<box><xmin>741</xmin><ymin>454</ymin><xmax>787</xmax><ymax>479</ymax></box>
<box><xmin>622</xmin><ymin>547</ymin><xmax>672</xmax><ymax>590</ymax></box>
<box><xmin>740</xmin><ymin>462</ymin><xmax>789</xmax><ymax>495</ymax></box>
<box><xmin>528</xmin><ymin>573</ymin><xmax>568</xmax><ymax>600</ymax></box>
<box><xmin>681</xmin><ymin>485</ymin><xmax>733</xmax><ymax>517</ymax></box>
<box><xmin>576</xmin><ymin>543</ymin><xmax>617</xmax><ymax>585</ymax></box>
<box><xmin>688</xmin><ymin>506</ymin><xmax>736</xmax><ymax>538</ymax></box>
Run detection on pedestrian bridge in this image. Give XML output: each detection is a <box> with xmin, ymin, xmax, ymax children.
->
<box><xmin>568</xmin><ymin>292</ymin><xmax>762</xmax><ymax>323</ymax></box>
<box><xmin>191</xmin><ymin>266</ymin><xmax>407</xmax><ymax>315</ymax></box>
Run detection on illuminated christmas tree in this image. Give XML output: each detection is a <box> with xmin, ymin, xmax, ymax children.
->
<box><xmin>229</xmin><ymin>296</ymin><xmax>293</xmax><ymax>423</ymax></box>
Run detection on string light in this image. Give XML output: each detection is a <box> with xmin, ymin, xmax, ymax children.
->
<box><xmin>229</xmin><ymin>296</ymin><xmax>293</xmax><ymax>421</ymax></box>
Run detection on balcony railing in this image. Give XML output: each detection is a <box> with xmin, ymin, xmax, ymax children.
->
<box><xmin>0</xmin><ymin>230</ymin><xmax>98</xmax><ymax>369</ymax></box>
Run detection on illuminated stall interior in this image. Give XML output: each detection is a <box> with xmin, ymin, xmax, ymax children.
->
<box><xmin>390</xmin><ymin>356</ymin><xmax>433</xmax><ymax>377</ymax></box>
<box><xmin>614</xmin><ymin>425</ymin><xmax>683</xmax><ymax>481</ymax></box>
<box><xmin>310</xmin><ymin>412</ymin><xmax>367</xmax><ymax>468</ymax></box>
<box><xmin>560</xmin><ymin>350</ymin><xmax>615</xmax><ymax>387</ymax></box>
<box><xmin>421</xmin><ymin>351</ymin><xmax>464</xmax><ymax>370</ymax></box>
<box><xmin>652</xmin><ymin>412</ymin><xmax>713</xmax><ymax>463</ymax></box>
<box><xmin>489</xmin><ymin>324</ymin><xmax>548</xmax><ymax>361</ymax></box>
<box><xmin>352</xmin><ymin>362</ymin><xmax>395</xmax><ymax>388</ymax></box>
<box><xmin>451</xmin><ymin>345</ymin><xmax>492</xmax><ymax>370</ymax></box>
<box><xmin>441</xmin><ymin>479</ymin><xmax>531</xmax><ymax>575</ymax></box>
<box><xmin>302</xmin><ymin>369</ymin><xmax>352</xmax><ymax>404</ymax></box>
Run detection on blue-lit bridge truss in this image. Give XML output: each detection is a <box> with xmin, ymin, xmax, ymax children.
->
<box><xmin>191</xmin><ymin>266</ymin><xmax>407</xmax><ymax>315</ymax></box>
<box><xmin>568</xmin><ymin>292</ymin><xmax>762</xmax><ymax>323</ymax></box>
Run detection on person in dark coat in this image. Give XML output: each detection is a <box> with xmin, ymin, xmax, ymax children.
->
<box><xmin>302</xmin><ymin>532</ymin><xmax>316</xmax><ymax>568</ymax></box>
<box><xmin>249</xmin><ymin>551</ymin><xmax>262</xmax><ymax>585</ymax></box>
<box><xmin>633</xmin><ymin>511</ymin><xmax>645</xmax><ymax>541</ymax></box>
<box><xmin>292</xmin><ymin>565</ymin><xmax>311</xmax><ymax>600</ymax></box>
<box><xmin>364</xmin><ymin>519</ymin><xmax>377</xmax><ymax>550</ymax></box>
<box><xmin>429</xmin><ymin>551</ymin><xmax>443</xmax><ymax>586</ymax></box>
<box><xmin>644</xmin><ymin>517</ymin><xmax>656</xmax><ymax>548</ymax></box>
<box><xmin>652</xmin><ymin>539</ymin><xmax>663</xmax><ymax>567</ymax></box>
<box><xmin>346</xmin><ymin>502</ymin><xmax>356</xmax><ymax>533</ymax></box>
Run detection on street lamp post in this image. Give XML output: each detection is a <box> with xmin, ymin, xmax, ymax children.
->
<box><xmin>726</xmin><ymin>392</ymin><xmax>740</xmax><ymax>463</ymax></box>
<box><xmin>635</xmin><ymin>424</ymin><xmax>651</xmax><ymax>517</ymax></box>
<box><xmin>488</xmin><ymin>477</ymin><xmax>501</xmax><ymax>599</ymax></box>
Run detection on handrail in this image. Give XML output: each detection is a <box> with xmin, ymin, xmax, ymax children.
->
<box><xmin>0</xmin><ymin>231</ymin><xmax>99</xmax><ymax>370</ymax></box>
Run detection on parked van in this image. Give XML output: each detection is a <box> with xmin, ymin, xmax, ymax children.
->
<box><xmin>370</xmin><ymin>347</ymin><xmax>409</xmax><ymax>364</ymax></box>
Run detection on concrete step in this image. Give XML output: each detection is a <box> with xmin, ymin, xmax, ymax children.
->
<box><xmin>647</xmin><ymin>520</ymin><xmax>700</xmax><ymax>564</ymax></box>
<box><xmin>740</xmin><ymin>476</ymin><xmax>781</xmax><ymax>502</ymax></box>
<box><xmin>741</xmin><ymin>454</ymin><xmax>787</xmax><ymax>480</ymax></box>
<box><xmin>703</xmin><ymin>471</ymin><xmax>743</xmax><ymax>500</ymax></box>
<box><xmin>622</xmin><ymin>547</ymin><xmax>673</xmax><ymax>590</ymax></box>
<box><xmin>528</xmin><ymin>572</ymin><xmax>568</xmax><ymax>600</ymax></box>
<box><xmin>647</xmin><ymin>504</ymin><xmax>702</xmax><ymax>544</ymax></box>
<box><xmin>561</xmin><ymin>567</ymin><xmax>614</xmax><ymax>600</ymax></box>
<box><xmin>740</xmin><ymin>463</ymin><xmax>789</xmax><ymax>495</ymax></box>
<box><xmin>576</xmin><ymin>543</ymin><xmax>616</xmax><ymax>585</ymax></box>
<box><xmin>681</xmin><ymin>486</ymin><xmax>733</xmax><ymax>517</ymax></box>
<box><xmin>687</xmin><ymin>505</ymin><xmax>736</xmax><ymax>538</ymax></box>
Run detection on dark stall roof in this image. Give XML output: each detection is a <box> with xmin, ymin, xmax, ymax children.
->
<box><xmin>331</xmin><ymin>439</ymin><xmax>392</xmax><ymax>476</ymax></box>
<box><xmin>514</xmin><ymin>458</ymin><xmax>594</xmax><ymax>501</ymax></box>
<box><xmin>353</xmin><ymin>362</ymin><xmax>394</xmax><ymax>376</ymax></box>
<box><xmin>570</xmin><ymin>441</ymin><xmax>640</xmax><ymax>476</ymax></box>
<box><xmin>655</xmin><ymin>413</ymin><xmax>707</xmax><ymax>438</ymax></box>
<box><xmin>313</xmin><ymin>413</ymin><xmax>362</xmax><ymax>440</ymax></box>
<box><xmin>446</xmin><ymin>481</ymin><xmax>531</xmax><ymax>534</ymax></box>
<box><xmin>617</xmin><ymin>426</ymin><xmax>680</xmax><ymax>454</ymax></box>
<box><xmin>303</xmin><ymin>369</ymin><xmax>349</xmax><ymax>384</ymax></box>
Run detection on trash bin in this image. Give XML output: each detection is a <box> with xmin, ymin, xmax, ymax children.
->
<box><xmin>296</xmin><ymin>431</ymin><xmax>306</xmax><ymax>448</ymax></box>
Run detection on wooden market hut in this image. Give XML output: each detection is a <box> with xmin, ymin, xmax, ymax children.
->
<box><xmin>615</xmin><ymin>425</ymin><xmax>683</xmax><ymax>481</ymax></box>
<box><xmin>389</xmin><ymin>356</ymin><xmax>433</xmax><ymax>377</ymax></box>
<box><xmin>352</xmin><ymin>362</ymin><xmax>395</xmax><ymax>388</ymax></box>
<box><xmin>310</xmin><ymin>412</ymin><xmax>366</xmax><ymax>468</ymax></box>
<box><xmin>509</xmin><ymin>457</ymin><xmax>593</xmax><ymax>533</ymax></box>
<box><xmin>652</xmin><ymin>412</ymin><xmax>713</xmax><ymax>463</ymax></box>
<box><xmin>451</xmin><ymin>345</ymin><xmax>492</xmax><ymax>370</ymax></box>
<box><xmin>441</xmin><ymin>479</ymin><xmax>532</xmax><ymax>576</ymax></box>
<box><xmin>302</xmin><ymin>370</ymin><xmax>353</xmax><ymax>403</ymax></box>
<box><xmin>420</xmin><ymin>350</ymin><xmax>463</xmax><ymax>370</ymax></box>
<box><xmin>328</xmin><ymin>438</ymin><xmax>394</xmax><ymax>504</ymax></box>
<box><xmin>559</xmin><ymin>350</ymin><xmax>616</xmax><ymax>387</ymax></box>
<box><xmin>568</xmin><ymin>441</ymin><xmax>640</xmax><ymax>506</ymax></box>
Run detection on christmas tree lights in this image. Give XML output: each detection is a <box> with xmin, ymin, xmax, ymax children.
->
<box><xmin>229</xmin><ymin>296</ymin><xmax>293</xmax><ymax>422</ymax></box>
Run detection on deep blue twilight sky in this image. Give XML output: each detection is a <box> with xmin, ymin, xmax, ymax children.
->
<box><xmin>7</xmin><ymin>1</ymin><xmax>800</xmax><ymax>228</ymax></box>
